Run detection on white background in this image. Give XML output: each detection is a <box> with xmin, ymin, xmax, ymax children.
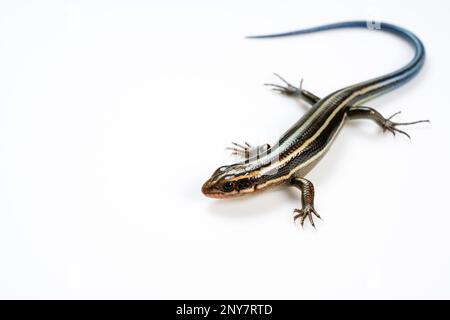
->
<box><xmin>1</xmin><ymin>0</ymin><xmax>449</xmax><ymax>299</ymax></box>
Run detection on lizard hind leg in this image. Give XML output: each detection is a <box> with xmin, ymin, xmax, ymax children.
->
<box><xmin>347</xmin><ymin>107</ymin><xmax>430</xmax><ymax>139</ymax></box>
<box><xmin>264</xmin><ymin>73</ymin><xmax>320</xmax><ymax>105</ymax></box>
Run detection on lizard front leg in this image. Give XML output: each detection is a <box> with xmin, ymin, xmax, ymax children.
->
<box><xmin>226</xmin><ymin>142</ymin><xmax>271</xmax><ymax>162</ymax></box>
<box><xmin>290</xmin><ymin>177</ymin><xmax>321</xmax><ymax>229</ymax></box>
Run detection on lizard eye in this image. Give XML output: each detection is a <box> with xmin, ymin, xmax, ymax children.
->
<box><xmin>222</xmin><ymin>181</ymin><xmax>234</xmax><ymax>192</ymax></box>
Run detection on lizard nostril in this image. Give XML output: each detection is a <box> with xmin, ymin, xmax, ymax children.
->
<box><xmin>201</xmin><ymin>181</ymin><xmax>210</xmax><ymax>195</ymax></box>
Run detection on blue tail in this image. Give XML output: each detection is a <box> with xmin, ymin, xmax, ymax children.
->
<box><xmin>247</xmin><ymin>21</ymin><xmax>425</xmax><ymax>92</ymax></box>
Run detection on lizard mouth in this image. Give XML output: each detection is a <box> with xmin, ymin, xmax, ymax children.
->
<box><xmin>201</xmin><ymin>181</ymin><xmax>243</xmax><ymax>199</ymax></box>
<box><xmin>201</xmin><ymin>181</ymin><xmax>226</xmax><ymax>199</ymax></box>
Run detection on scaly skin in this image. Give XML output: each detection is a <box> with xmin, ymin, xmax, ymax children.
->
<box><xmin>202</xmin><ymin>21</ymin><xmax>429</xmax><ymax>229</ymax></box>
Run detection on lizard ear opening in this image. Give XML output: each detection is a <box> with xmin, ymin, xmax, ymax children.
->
<box><xmin>236</xmin><ymin>178</ymin><xmax>252</xmax><ymax>190</ymax></box>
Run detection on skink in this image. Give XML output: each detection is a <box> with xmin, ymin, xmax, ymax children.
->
<box><xmin>201</xmin><ymin>21</ymin><xmax>428</xmax><ymax>228</ymax></box>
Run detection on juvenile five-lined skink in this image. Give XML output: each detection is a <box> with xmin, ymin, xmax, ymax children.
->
<box><xmin>201</xmin><ymin>21</ymin><xmax>428</xmax><ymax>228</ymax></box>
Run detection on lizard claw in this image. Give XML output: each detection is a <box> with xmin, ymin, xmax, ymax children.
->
<box><xmin>293</xmin><ymin>205</ymin><xmax>321</xmax><ymax>229</ymax></box>
<box><xmin>264</xmin><ymin>73</ymin><xmax>304</xmax><ymax>97</ymax></box>
<box><xmin>382</xmin><ymin>111</ymin><xmax>430</xmax><ymax>139</ymax></box>
<box><xmin>226</xmin><ymin>142</ymin><xmax>270</xmax><ymax>159</ymax></box>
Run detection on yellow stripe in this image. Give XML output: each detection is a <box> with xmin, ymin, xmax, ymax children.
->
<box><xmin>259</xmin><ymin>82</ymin><xmax>375</xmax><ymax>178</ymax></box>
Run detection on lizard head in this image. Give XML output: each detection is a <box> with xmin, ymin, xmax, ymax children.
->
<box><xmin>201</xmin><ymin>164</ymin><xmax>257</xmax><ymax>198</ymax></box>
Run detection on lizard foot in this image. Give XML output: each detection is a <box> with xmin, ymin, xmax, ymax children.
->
<box><xmin>293</xmin><ymin>205</ymin><xmax>321</xmax><ymax>229</ymax></box>
<box><xmin>264</xmin><ymin>73</ymin><xmax>304</xmax><ymax>97</ymax></box>
<box><xmin>382</xmin><ymin>111</ymin><xmax>430</xmax><ymax>139</ymax></box>
<box><xmin>226</xmin><ymin>142</ymin><xmax>270</xmax><ymax>159</ymax></box>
